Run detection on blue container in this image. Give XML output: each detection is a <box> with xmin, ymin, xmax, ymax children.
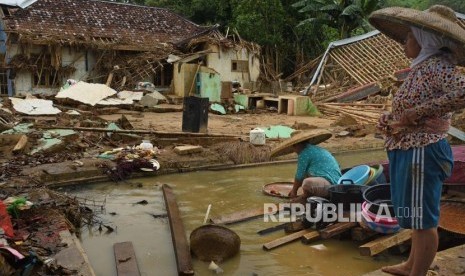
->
<box><xmin>337</xmin><ymin>165</ymin><xmax>371</xmax><ymax>185</ymax></box>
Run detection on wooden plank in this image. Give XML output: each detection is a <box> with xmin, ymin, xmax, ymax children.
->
<box><xmin>319</xmin><ymin>222</ymin><xmax>358</xmax><ymax>239</ymax></box>
<box><xmin>114</xmin><ymin>242</ymin><xmax>141</xmax><ymax>276</ymax></box>
<box><xmin>359</xmin><ymin>229</ymin><xmax>412</xmax><ymax>256</ymax></box>
<box><xmin>257</xmin><ymin>223</ymin><xmax>288</xmax><ymax>236</ymax></box>
<box><xmin>284</xmin><ymin>221</ymin><xmax>304</xmax><ymax>233</ymax></box>
<box><xmin>12</xmin><ymin>135</ymin><xmax>28</xmax><ymax>152</ymax></box>
<box><xmin>210</xmin><ymin>205</ymin><xmax>283</xmax><ymax>225</ymax></box>
<box><xmin>162</xmin><ymin>184</ymin><xmax>194</xmax><ymax>275</ymax></box>
<box><xmin>351</xmin><ymin>227</ymin><xmax>379</xmax><ymax>242</ymax></box>
<box><xmin>263</xmin><ymin>229</ymin><xmax>315</xmax><ymax>251</ymax></box>
<box><xmin>301</xmin><ymin>230</ymin><xmax>321</xmax><ymax>245</ymax></box>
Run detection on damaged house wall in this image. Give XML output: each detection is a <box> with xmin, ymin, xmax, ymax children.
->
<box><xmin>7</xmin><ymin>44</ymin><xmax>95</xmax><ymax>96</ymax></box>
<box><xmin>205</xmin><ymin>43</ymin><xmax>260</xmax><ymax>86</ymax></box>
<box><xmin>0</xmin><ymin>0</ymin><xmax>260</xmax><ymax>98</ymax></box>
<box><xmin>0</xmin><ymin>0</ymin><xmax>224</xmax><ymax>96</ymax></box>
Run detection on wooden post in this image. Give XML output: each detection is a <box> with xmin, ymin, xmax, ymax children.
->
<box><xmin>162</xmin><ymin>184</ymin><xmax>194</xmax><ymax>275</ymax></box>
<box><xmin>359</xmin><ymin>229</ymin><xmax>412</xmax><ymax>256</ymax></box>
<box><xmin>114</xmin><ymin>241</ymin><xmax>141</xmax><ymax>276</ymax></box>
<box><xmin>106</xmin><ymin>72</ymin><xmax>114</xmax><ymax>86</ymax></box>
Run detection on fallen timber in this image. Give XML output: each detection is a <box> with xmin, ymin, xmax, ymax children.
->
<box><xmin>35</xmin><ymin>125</ymin><xmax>242</xmax><ymax>138</ymax></box>
<box><xmin>162</xmin><ymin>184</ymin><xmax>194</xmax><ymax>275</ymax></box>
<box><xmin>114</xmin><ymin>241</ymin><xmax>141</xmax><ymax>276</ymax></box>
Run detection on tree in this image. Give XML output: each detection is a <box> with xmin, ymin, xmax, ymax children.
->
<box><xmin>293</xmin><ymin>0</ymin><xmax>384</xmax><ymax>39</ymax></box>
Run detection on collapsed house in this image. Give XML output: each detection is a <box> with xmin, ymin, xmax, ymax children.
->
<box><xmin>306</xmin><ymin>12</ymin><xmax>465</xmax><ymax>103</ymax></box>
<box><xmin>0</xmin><ymin>0</ymin><xmax>260</xmax><ymax>101</ymax></box>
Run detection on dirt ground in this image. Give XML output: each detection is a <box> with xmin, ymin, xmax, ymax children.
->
<box><xmin>99</xmin><ymin>106</ymin><xmax>384</xmax><ymax>153</ymax></box>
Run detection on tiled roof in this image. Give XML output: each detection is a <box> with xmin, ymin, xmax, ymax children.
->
<box><xmin>2</xmin><ymin>0</ymin><xmax>211</xmax><ymax>51</ymax></box>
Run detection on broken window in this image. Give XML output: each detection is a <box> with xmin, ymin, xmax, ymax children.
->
<box><xmin>32</xmin><ymin>54</ymin><xmax>60</xmax><ymax>88</ymax></box>
<box><xmin>231</xmin><ymin>60</ymin><xmax>248</xmax><ymax>73</ymax></box>
<box><xmin>0</xmin><ymin>69</ymin><xmax>7</xmax><ymax>95</ymax></box>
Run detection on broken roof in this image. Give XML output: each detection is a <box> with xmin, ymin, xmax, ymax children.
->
<box><xmin>2</xmin><ymin>0</ymin><xmax>213</xmax><ymax>52</ymax></box>
<box><xmin>306</xmin><ymin>12</ymin><xmax>465</xmax><ymax>98</ymax></box>
<box><xmin>0</xmin><ymin>0</ymin><xmax>36</xmax><ymax>8</ymax></box>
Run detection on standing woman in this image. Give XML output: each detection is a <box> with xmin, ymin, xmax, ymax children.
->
<box><xmin>370</xmin><ymin>5</ymin><xmax>465</xmax><ymax>276</ymax></box>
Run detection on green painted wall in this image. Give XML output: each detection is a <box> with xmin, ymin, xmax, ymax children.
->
<box><xmin>198</xmin><ymin>72</ymin><xmax>221</xmax><ymax>102</ymax></box>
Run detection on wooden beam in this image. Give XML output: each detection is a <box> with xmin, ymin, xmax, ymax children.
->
<box><xmin>210</xmin><ymin>205</ymin><xmax>283</xmax><ymax>225</ymax></box>
<box><xmin>359</xmin><ymin>229</ymin><xmax>412</xmax><ymax>256</ymax></box>
<box><xmin>301</xmin><ymin>231</ymin><xmax>321</xmax><ymax>245</ymax></box>
<box><xmin>35</xmin><ymin>126</ymin><xmax>241</xmax><ymax>138</ymax></box>
<box><xmin>257</xmin><ymin>223</ymin><xmax>288</xmax><ymax>236</ymax></box>
<box><xmin>162</xmin><ymin>184</ymin><xmax>194</xmax><ymax>275</ymax></box>
<box><xmin>263</xmin><ymin>229</ymin><xmax>315</xmax><ymax>251</ymax></box>
<box><xmin>351</xmin><ymin>227</ymin><xmax>379</xmax><ymax>242</ymax></box>
<box><xmin>319</xmin><ymin>222</ymin><xmax>358</xmax><ymax>239</ymax></box>
<box><xmin>114</xmin><ymin>241</ymin><xmax>141</xmax><ymax>276</ymax></box>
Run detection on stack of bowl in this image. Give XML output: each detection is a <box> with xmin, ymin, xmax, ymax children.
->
<box><xmin>361</xmin><ymin>184</ymin><xmax>401</xmax><ymax>234</ymax></box>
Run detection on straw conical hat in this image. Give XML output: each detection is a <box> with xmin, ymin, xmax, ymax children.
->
<box><xmin>270</xmin><ymin>130</ymin><xmax>332</xmax><ymax>158</ymax></box>
<box><xmin>369</xmin><ymin>5</ymin><xmax>465</xmax><ymax>65</ymax></box>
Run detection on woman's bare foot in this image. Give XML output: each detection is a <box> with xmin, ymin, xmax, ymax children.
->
<box><xmin>381</xmin><ymin>263</ymin><xmax>411</xmax><ymax>276</ymax></box>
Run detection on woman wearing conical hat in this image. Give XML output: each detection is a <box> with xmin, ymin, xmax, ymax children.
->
<box><xmin>371</xmin><ymin>5</ymin><xmax>465</xmax><ymax>276</ymax></box>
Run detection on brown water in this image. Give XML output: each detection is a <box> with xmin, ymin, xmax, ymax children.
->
<box><xmin>65</xmin><ymin>149</ymin><xmax>405</xmax><ymax>276</ymax></box>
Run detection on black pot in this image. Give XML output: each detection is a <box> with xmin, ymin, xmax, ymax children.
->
<box><xmin>302</xmin><ymin>196</ymin><xmax>331</xmax><ymax>230</ymax></box>
<box><xmin>362</xmin><ymin>184</ymin><xmax>395</xmax><ymax>217</ymax></box>
<box><xmin>328</xmin><ymin>184</ymin><xmax>367</xmax><ymax>211</ymax></box>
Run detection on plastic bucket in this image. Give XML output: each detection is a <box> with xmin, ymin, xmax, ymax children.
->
<box><xmin>328</xmin><ymin>184</ymin><xmax>368</xmax><ymax>211</ymax></box>
<box><xmin>337</xmin><ymin>165</ymin><xmax>371</xmax><ymax>185</ymax></box>
<box><xmin>250</xmin><ymin>128</ymin><xmax>266</xmax><ymax>145</ymax></box>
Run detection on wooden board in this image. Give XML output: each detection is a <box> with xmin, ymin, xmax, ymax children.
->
<box><xmin>114</xmin><ymin>242</ymin><xmax>141</xmax><ymax>276</ymax></box>
<box><xmin>359</xmin><ymin>229</ymin><xmax>412</xmax><ymax>256</ymax></box>
<box><xmin>210</xmin><ymin>205</ymin><xmax>283</xmax><ymax>225</ymax></box>
<box><xmin>301</xmin><ymin>231</ymin><xmax>321</xmax><ymax>245</ymax></box>
<box><xmin>257</xmin><ymin>223</ymin><xmax>288</xmax><ymax>236</ymax></box>
<box><xmin>263</xmin><ymin>229</ymin><xmax>315</xmax><ymax>251</ymax></box>
<box><xmin>162</xmin><ymin>184</ymin><xmax>194</xmax><ymax>275</ymax></box>
<box><xmin>319</xmin><ymin>222</ymin><xmax>358</xmax><ymax>239</ymax></box>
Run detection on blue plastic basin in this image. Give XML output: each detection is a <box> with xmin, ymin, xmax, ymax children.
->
<box><xmin>337</xmin><ymin>165</ymin><xmax>371</xmax><ymax>185</ymax></box>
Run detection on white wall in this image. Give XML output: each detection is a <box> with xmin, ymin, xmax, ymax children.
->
<box><xmin>9</xmin><ymin>45</ymin><xmax>93</xmax><ymax>96</ymax></box>
<box><xmin>205</xmin><ymin>44</ymin><xmax>260</xmax><ymax>85</ymax></box>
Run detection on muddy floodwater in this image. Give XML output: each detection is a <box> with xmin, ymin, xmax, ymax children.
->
<box><xmin>63</xmin><ymin>150</ymin><xmax>405</xmax><ymax>276</ymax></box>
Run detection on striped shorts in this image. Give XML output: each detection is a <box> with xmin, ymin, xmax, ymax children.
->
<box><xmin>387</xmin><ymin>139</ymin><xmax>453</xmax><ymax>229</ymax></box>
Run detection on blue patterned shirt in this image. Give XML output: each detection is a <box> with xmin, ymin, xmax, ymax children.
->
<box><xmin>295</xmin><ymin>144</ymin><xmax>341</xmax><ymax>184</ymax></box>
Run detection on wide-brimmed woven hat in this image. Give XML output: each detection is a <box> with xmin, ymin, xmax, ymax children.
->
<box><xmin>270</xmin><ymin>130</ymin><xmax>332</xmax><ymax>157</ymax></box>
<box><xmin>369</xmin><ymin>5</ymin><xmax>465</xmax><ymax>65</ymax></box>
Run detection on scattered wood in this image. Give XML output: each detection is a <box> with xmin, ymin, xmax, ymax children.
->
<box><xmin>114</xmin><ymin>241</ymin><xmax>141</xmax><ymax>276</ymax></box>
<box><xmin>359</xmin><ymin>229</ymin><xmax>412</xmax><ymax>256</ymax></box>
<box><xmin>210</xmin><ymin>205</ymin><xmax>283</xmax><ymax>225</ymax></box>
<box><xmin>162</xmin><ymin>184</ymin><xmax>194</xmax><ymax>275</ymax></box>
<box><xmin>319</xmin><ymin>222</ymin><xmax>358</xmax><ymax>239</ymax></box>
<box><xmin>174</xmin><ymin>145</ymin><xmax>203</xmax><ymax>155</ymax></box>
<box><xmin>12</xmin><ymin>135</ymin><xmax>28</xmax><ymax>153</ymax></box>
<box><xmin>35</xmin><ymin>125</ymin><xmax>241</xmax><ymax>138</ymax></box>
<box><xmin>263</xmin><ymin>229</ymin><xmax>315</xmax><ymax>251</ymax></box>
<box><xmin>301</xmin><ymin>230</ymin><xmax>321</xmax><ymax>245</ymax></box>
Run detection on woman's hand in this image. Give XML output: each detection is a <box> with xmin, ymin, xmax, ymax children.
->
<box><xmin>389</xmin><ymin>108</ymin><xmax>418</xmax><ymax>132</ymax></box>
<box><xmin>377</xmin><ymin>112</ymin><xmax>392</xmax><ymax>134</ymax></box>
<box><xmin>288</xmin><ymin>188</ymin><xmax>297</xmax><ymax>198</ymax></box>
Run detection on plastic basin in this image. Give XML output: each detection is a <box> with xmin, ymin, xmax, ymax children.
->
<box><xmin>337</xmin><ymin>165</ymin><xmax>371</xmax><ymax>185</ymax></box>
<box><xmin>363</xmin><ymin>184</ymin><xmax>395</xmax><ymax>216</ymax></box>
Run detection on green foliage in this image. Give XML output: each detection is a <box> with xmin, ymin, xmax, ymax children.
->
<box><xmin>428</xmin><ymin>0</ymin><xmax>465</xmax><ymax>13</ymax></box>
<box><xmin>293</xmin><ymin>0</ymin><xmax>384</xmax><ymax>39</ymax></box>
